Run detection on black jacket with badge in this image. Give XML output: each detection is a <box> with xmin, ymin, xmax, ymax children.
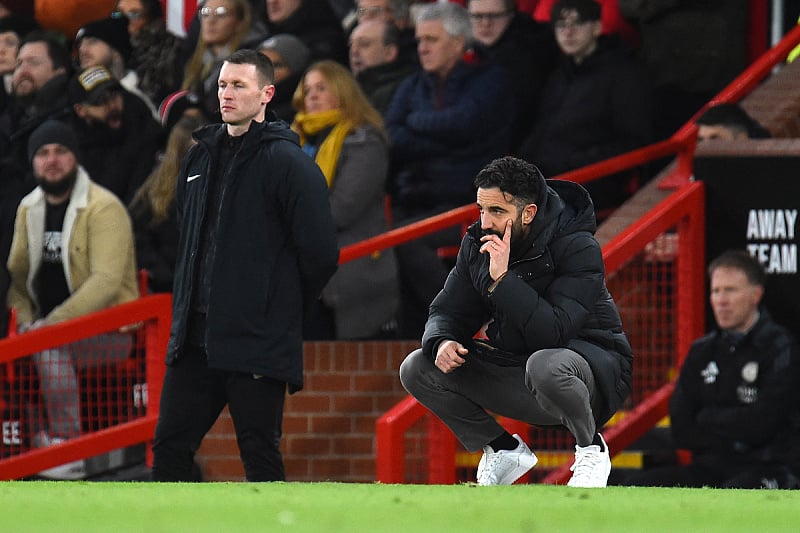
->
<box><xmin>670</xmin><ymin>311</ymin><xmax>800</xmax><ymax>465</ymax></box>
<box><xmin>422</xmin><ymin>179</ymin><xmax>633</xmax><ymax>426</ymax></box>
<box><xmin>167</xmin><ymin>119</ymin><xmax>339</xmax><ymax>392</ymax></box>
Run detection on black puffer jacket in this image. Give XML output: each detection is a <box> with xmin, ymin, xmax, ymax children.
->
<box><xmin>422</xmin><ymin>180</ymin><xmax>633</xmax><ymax>426</ymax></box>
<box><xmin>167</xmin><ymin>120</ymin><xmax>339</xmax><ymax>392</ymax></box>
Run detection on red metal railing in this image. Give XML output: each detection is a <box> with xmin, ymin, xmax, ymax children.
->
<box><xmin>372</xmin><ymin>17</ymin><xmax>800</xmax><ymax>487</ymax></box>
<box><xmin>0</xmin><ymin>295</ymin><xmax>170</xmax><ymax>479</ymax></box>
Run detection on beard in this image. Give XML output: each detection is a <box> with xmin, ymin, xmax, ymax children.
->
<box><xmin>36</xmin><ymin>165</ymin><xmax>78</xmax><ymax>196</ymax></box>
<box><xmin>482</xmin><ymin>213</ymin><xmax>528</xmax><ymax>247</ymax></box>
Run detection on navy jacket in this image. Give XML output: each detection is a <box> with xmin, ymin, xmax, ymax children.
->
<box><xmin>167</xmin><ymin>120</ymin><xmax>339</xmax><ymax>392</ymax></box>
<box><xmin>385</xmin><ymin>51</ymin><xmax>514</xmax><ymax>211</ymax></box>
<box><xmin>422</xmin><ymin>180</ymin><xmax>633</xmax><ymax>426</ymax></box>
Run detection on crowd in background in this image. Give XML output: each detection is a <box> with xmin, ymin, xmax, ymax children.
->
<box><xmin>0</xmin><ymin>0</ymin><xmax>773</xmax><ymax>341</ymax></box>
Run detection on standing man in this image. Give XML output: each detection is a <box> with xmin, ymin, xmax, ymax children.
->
<box><xmin>152</xmin><ymin>49</ymin><xmax>339</xmax><ymax>482</ymax></box>
<box><xmin>7</xmin><ymin>119</ymin><xmax>139</xmax><ymax>479</ymax></box>
<box><xmin>400</xmin><ymin>156</ymin><xmax>633</xmax><ymax>488</ymax></box>
<box><xmin>626</xmin><ymin>251</ymin><xmax>800</xmax><ymax>488</ymax></box>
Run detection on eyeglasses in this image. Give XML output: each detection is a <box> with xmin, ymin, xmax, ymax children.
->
<box><xmin>111</xmin><ymin>10</ymin><xmax>144</xmax><ymax>21</ymax></box>
<box><xmin>199</xmin><ymin>6</ymin><xmax>232</xmax><ymax>19</ymax></box>
<box><xmin>554</xmin><ymin>19</ymin><xmax>592</xmax><ymax>31</ymax></box>
<box><xmin>469</xmin><ymin>11</ymin><xmax>511</xmax><ymax>23</ymax></box>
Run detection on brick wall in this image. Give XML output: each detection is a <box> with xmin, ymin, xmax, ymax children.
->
<box><xmin>196</xmin><ymin>341</ymin><xmax>420</xmax><ymax>482</ymax></box>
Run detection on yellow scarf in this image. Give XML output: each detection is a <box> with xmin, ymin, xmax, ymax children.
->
<box><xmin>292</xmin><ymin>110</ymin><xmax>352</xmax><ymax>187</ymax></box>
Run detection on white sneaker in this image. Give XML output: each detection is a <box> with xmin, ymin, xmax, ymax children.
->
<box><xmin>477</xmin><ymin>433</ymin><xmax>538</xmax><ymax>486</ymax></box>
<box><xmin>38</xmin><ymin>459</ymin><xmax>87</xmax><ymax>480</ymax></box>
<box><xmin>35</xmin><ymin>436</ymin><xmax>87</xmax><ymax>480</ymax></box>
<box><xmin>567</xmin><ymin>433</ymin><xmax>611</xmax><ymax>488</ymax></box>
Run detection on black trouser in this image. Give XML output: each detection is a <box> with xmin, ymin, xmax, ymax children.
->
<box><xmin>152</xmin><ymin>343</ymin><xmax>287</xmax><ymax>482</ymax></box>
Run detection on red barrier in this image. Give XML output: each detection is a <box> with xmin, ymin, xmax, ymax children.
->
<box><xmin>0</xmin><ymin>295</ymin><xmax>170</xmax><ymax>480</ymax></box>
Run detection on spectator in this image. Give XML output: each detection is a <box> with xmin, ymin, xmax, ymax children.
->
<box><xmin>399</xmin><ymin>156</ymin><xmax>633</xmax><ymax>488</ymax></box>
<box><xmin>467</xmin><ymin>0</ymin><xmax>558</xmax><ymax>152</ymax></box>
<box><xmin>68</xmin><ymin>65</ymin><xmax>163</xmax><ymax>204</ymax></box>
<box><xmin>518</xmin><ymin>0</ymin><xmax>652</xmax><ymax>214</ymax></box>
<box><xmin>384</xmin><ymin>1</ymin><xmax>513</xmax><ymax>338</ymax></box>
<box><xmin>151</xmin><ymin>49</ymin><xmax>338</xmax><ymax>482</ymax></box>
<box><xmin>111</xmin><ymin>0</ymin><xmax>184</xmax><ymax>106</ymax></box>
<box><xmin>354</xmin><ymin>0</ymin><xmax>416</xmax><ymax>65</ymax></box>
<box><xmin>75</xmin><ymin>15</ymin><xmax>159</xmax><ymax>119</ymax></box>
<box><xmin>257</xmin><ymin>33</ymin><xmax>311</xmax><ymax>122</ymax></box>
<box><xmin>129</xmin><ymin>114</ymin><xmax>206</xmax><ymax>294</ymax></box>
<box><xmin>625</xmin><ymin>250</ymin><xmax>800</xmax><ymax>489</ymax></box>
<box><xmin>695</xmin><ymin>103</ymin><xmax>771</xmax><ymax>142</ymax></box>
<box><xmin>618</xmin><ymin>0</ymin><xmax>749</xmax><ymax>141</ymax></box>
<box><xmin>292</xmin><ymin>60</ymin><xmax>400</xmax><ymax>339</ymax></box>
<box><xmin>0</xmin><ymin>31</ymin><xmax>72</xmax><ymax>192</ymax></box>
<box><xmin>181</xmin><ymin>0</ymin><xmax>261</xmax><ymax>121</ymax></box>
<box><xmin>0</xmin><ymin>14</ymin><xmax>40</xmax><ymax>114</ymax></box>
<box><xmin>6</xmin><ymin>119</ymin><xmax>139</xmax><ymax>479</ymax></box>
<box><xmin>265</xmin><ymin>0</ymin><xmax>349</xmax><ymax>65</ymax></box>
<box><xmin>349</xmin><ymin>19</ymin><xmax>416</xmax><ymax>115</ymax></box>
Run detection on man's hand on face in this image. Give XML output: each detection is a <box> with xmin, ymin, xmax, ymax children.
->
<box><xmin>479</xmin><ymin>219</ymin><xmax>511</xmax><ymax>281</ymax></box>
<box><xmin>435</xmin><ymin>339</ymin><xmax>468</xmax><ymax>373</ymax></box>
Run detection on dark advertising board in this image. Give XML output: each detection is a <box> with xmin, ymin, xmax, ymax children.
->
<box><xmin>695</xmin><ymin>146</ymin><xmax>800</xmax><ymax>339</ymax></box>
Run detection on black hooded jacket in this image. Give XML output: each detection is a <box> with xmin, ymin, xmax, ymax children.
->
<box><xmin>167</xmin><ymin>119</ymin><xmax>339</xmax><ymax>392</ymax></box>
<box><xmin>422</xmin><ymin>180</ymin><xmax>633</xmax><ymax>426</ymax></box>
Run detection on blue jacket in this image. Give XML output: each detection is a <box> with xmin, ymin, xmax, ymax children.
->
<box><xmin>167</xmin><ymin>120</ymin><xmax>339</xmax><ymax>392</ymax></box>
<box><xmin>385</xmin><ymin>52</ymin><xmax>514</xmax><ymax>211</ymax></box>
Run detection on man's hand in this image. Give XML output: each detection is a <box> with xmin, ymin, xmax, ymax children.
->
<box><xmin>435</xmin><ymin>340</ymin><xmax>468</xmax><ymax>373</ymax></box>
<box><xmin>479</xmin><ymin>219</ymin><xmax>512</xmax><ymax>281</ymax></box>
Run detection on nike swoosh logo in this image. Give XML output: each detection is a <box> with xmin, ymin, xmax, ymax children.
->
<box><xmin>187</xmin><ymin>174</ymin><xmax>201</xmax><ymax>182</ymax></box>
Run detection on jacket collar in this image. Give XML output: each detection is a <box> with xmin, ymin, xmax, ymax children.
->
<box><xmin>21</xmin><ymin>165</ymin><xmax>91</xmax><ymax>209</ymax></box>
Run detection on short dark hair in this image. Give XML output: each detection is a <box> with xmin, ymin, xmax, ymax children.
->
<box><xmin>225</xmin><ymin>48</ymin><xmax>275</xmax><ymax>86</ymax></box>
<box><xmin>696</xmin><ymin>103</ymin><xmax>771</xmax><ymax>139</ymax></box>
<box><xmin>19</xmin><ymin>30</ymin><xmax>72</xmax><ymax>73</ymax></box>
<box><xmin>708</xmin><ymin>250</ymin><xmax>766</xmax><ymax>287</ymax></box>
<box><xmin>473</xmin><ymin>156</ymin><xmax>546</xmax><ymax>209</ymax></box>
<box><xmin>551</xmin><ymin>0</ymin><xmax>601</xmax><ymax>23</ymax></box>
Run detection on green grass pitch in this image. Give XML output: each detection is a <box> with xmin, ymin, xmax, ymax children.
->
<box><xmin>1</xmin><ymin>481</ymin><xmax>799</xmax><ymax>531</ymax></box>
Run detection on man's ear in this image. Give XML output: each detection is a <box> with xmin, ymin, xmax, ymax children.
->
<box><xmin>523</xmin><ymin>204</ymin><xmax>538</xmax><ymax>225</ymax></box>
<box><xmin>387</xmin><ymin>44</ymin><xmax>399</xmax><ymax>63</ymax></box>
<box><xmin>262</xmin><ymin>83</ymin><xmax>276</xmax><ymax>105</ymax></box>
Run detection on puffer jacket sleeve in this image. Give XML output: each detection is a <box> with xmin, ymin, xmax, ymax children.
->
<box><xmin>487</xmin><ymin>231</ymin><xmax>604</xmax><ymax>349</ymax></box>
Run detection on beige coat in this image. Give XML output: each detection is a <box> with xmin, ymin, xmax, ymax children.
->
<box><xmin>7</xmin><ymin>167</ymin><xmax>139</xmax><ymax>326</ymax></box>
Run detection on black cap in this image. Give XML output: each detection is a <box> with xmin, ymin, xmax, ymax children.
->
<box><xmin>75</xmin><ymin>16</ymin><xmax>132</xmax><ymax>63</ymax></box>
<box><xmin>68</xmin><ymin>65</ymin><xmax>122</xmax><ymax>105</ymax></box>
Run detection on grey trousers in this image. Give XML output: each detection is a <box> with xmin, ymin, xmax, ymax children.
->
<box><xmin>399</xmin><ymin>347</ymin><xmax>601</xmax><ymax>451</ymax></box>
<box><xmin>33</xmin><ymin>332</ymin><xmax>133</xmax><ymax>439</ymax></box>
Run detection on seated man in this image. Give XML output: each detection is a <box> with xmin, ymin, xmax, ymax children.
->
<box><xmin>625</xmin><ymin>250</ymin><xmax>800</xmax><ymax>489</ymax></box>
<box><xmin>695</xmin><ymin>103</ymin><xmax>771</xmax><ymax>142</ymax></box>
<box><xmin>68</xmin><ymin>65</ymin><xmax>162</xmax><ymax>204</ymax></box>
<box><xmin>349</xmin><ymin>19</ymin><xmax>416</xmax><ymax>116</ymax></box>
<box><xmin>518</xmin><ymin>0</ymin><xmax>652</xmax><ymax>213</ymax></box>
<box><xmin>6</xmin><ymin>120</ymin><xmax>139</xmax><ymax>479</ymax></box>
<box><xmin>400</xmin><ymin>156</ymin><xmax>633</xmax><ymax>488</ymax></box>
<box><xmin>384</xmin><ymin>2</ymin><xmax>514</xmax><ymax>337</ymax></box>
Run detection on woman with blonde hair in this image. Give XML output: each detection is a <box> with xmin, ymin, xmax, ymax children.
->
<box><xmin>129</xmin><ymin>114</ymin><xmax>206</xmax><ymax>293</ymax></box>
<box><xmin>292</xmin><ymin>60</ymin><xmax>399</xmax><ymax>340</ymax></box>
<box><xmin>180</xmin><ymin>0</ymin><xmax>257</xmax><ymax>119</ymax></box>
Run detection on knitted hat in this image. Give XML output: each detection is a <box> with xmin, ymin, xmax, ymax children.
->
<box><xmin>257</xmin><ymin>34</ymin><xmax>311</xmax><ymax>75</ymax></box>
<box><xmin>68</xmin><ymin>65</ymin><xmax>121</xmax><ymax>105</ymax></box>
<box><xmin>75</xmin><ymin>16</ymin><xmax>132</xmax><ymax>63</ymax></box>
<box><xmin>0</xmin><ymin>14</ymin><xmax>41</xmax><ymax>38</ymax></box>
<box><xmin>28</xmin><ymin>119</ymin><xmax>80</xmax><ymax>163</ymax></box>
